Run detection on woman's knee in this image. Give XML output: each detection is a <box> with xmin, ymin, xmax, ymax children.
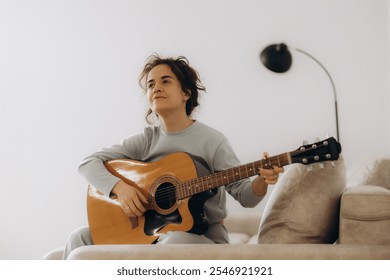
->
<box><xmin>157</xmin><ymin>231</ymin><xmax>214</xmax><ymax>244</ymax></box>
<box><xmin>68</xmin><ymin>226</ymin><xmax>93</xmax><ymax>246</ymax></box>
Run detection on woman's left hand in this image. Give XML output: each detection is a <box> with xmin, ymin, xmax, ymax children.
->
<box><xmin>251</xmin><ymin>152</ymin><xmax>284</xmax><ymax>197</ymax></box>
<box><xmin>258</xmin><ymin>152</ymin><xmax>284</xmax><ymax>185</ymax></box>
<box><xmin>259</xmin><ymin>165</ymin><xmax>284</xmax><ymax>185</ymax></box>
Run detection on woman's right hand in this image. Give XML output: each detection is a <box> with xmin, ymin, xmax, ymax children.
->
<box><xmin>111</xmin><ymin>180</ymin><xmax>149</xmax><ymax>217</ymax></box>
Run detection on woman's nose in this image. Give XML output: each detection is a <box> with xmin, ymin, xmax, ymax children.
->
<box><xmin>153</xmin><ymin>84</ymin><xmax>162</xmax><ymax>93</ymax></box>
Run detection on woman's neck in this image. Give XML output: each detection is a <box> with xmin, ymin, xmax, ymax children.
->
<box><xmin>159</xmin><ymin>114</ymin><xmax>194</xmax><ymax>133</ymax></box>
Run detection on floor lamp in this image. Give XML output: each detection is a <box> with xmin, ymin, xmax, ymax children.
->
<box><xmin>260</xmin><ymin>43</ymin><xmax>340</xmax><ymax>142</ymax></box>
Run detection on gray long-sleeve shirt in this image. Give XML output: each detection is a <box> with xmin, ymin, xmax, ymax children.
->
<box><xmin>78</xmin><ymin>121</ymin><xmax>263</xmax><ymax>242</ymax></box>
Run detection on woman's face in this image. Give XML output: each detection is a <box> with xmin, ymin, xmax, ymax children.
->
<box><xmin>146</xmin><ymin>64</ymin><xmax>189</xmax><ymax>117</ymax></box>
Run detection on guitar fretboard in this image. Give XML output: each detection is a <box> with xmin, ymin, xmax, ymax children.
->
<box><xmin>177</xmin><ymin>152</ymin><xmax>291</xmax><ymax>199</ymax></box>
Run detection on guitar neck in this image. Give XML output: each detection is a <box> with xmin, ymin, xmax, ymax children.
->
<box><xmin>177</xmin><ymin>152</ymin><xmax>292</xmax><ymax>200</ymax></box>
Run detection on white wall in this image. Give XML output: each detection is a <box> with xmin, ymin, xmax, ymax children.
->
<box><xmin>387</xmin><ymin>1</ymin><xmax>390</xmax><ymax>154</ymax></box>
<box><xmin>0</xmin><ymin>0</ymin><xmax>389</xmax><ymax>259</ymax></box>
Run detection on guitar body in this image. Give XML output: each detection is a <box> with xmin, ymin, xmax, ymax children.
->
<box><xmin>87</xmin><ymin>137</ymin><xmax>342</xmax><ymax>245</ymax></box>
<box><xmin>87</xmin><ymin>152</ymin><xmax>215</xmax><ymax>244</ymax></box>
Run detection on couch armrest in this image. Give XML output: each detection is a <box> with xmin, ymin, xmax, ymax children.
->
<box><xmin>339</xmin><ymin>185</ymin><xmax>390</xmax><ymax>245</ymax></box>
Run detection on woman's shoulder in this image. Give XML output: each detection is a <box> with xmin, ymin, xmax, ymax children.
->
<box><xmin>195</xmin><ymin>121</ymin><xmax>227</xmax><ymax>140</ymax></box>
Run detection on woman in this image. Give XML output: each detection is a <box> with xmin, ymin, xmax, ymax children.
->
<box><xmin>63</xmin><ymin>55</ymin><xmax>283</xmax><ymax>259</ymax></box>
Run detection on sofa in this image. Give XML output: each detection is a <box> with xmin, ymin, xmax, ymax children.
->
<box><xmin>44</xmin><ymin>157</ymin><xmax>390</xmax><ymax>260</ymax></box>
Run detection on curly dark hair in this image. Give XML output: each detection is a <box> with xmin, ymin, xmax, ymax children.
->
<box><xmin>139</xmin><ymin>54</ymin><xmax>206</xmax><ymax>124</ymax></box>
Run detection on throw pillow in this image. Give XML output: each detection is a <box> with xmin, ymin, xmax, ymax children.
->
<box><xmin>258</xmin><ymin>156</ymin><xmax>346</xmax><ymax>244</ymax></box>
<box><xmin>363</xmin><ymin>158</ymin><xmax>390</xmax><ymax>190</ymax></box>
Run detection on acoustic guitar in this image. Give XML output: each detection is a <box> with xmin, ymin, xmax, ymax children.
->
<box><xmin>87</xmin><ymin>137</ymin><xmax>341</xmax><ymax>244</ymax></box>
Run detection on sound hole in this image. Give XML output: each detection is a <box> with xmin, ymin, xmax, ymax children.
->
<box><xmin>155</xmin><ymin>182</ymin><xmax>177</xmax><ymax>210</ymax></box>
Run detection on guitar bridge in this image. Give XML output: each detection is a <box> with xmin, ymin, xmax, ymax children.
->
<box><xmin>129</xmin><ymin>217</ymin><xmax>139</xmax><ymax>229</ymax></box>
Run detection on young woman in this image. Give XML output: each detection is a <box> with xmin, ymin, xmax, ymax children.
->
<box><xmin>62</xmin><ymin>55</ymin><xmax>283</xmax><ymax>259</ymax></box>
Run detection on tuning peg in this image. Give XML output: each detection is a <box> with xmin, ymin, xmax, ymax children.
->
<box><xmin>300</xmin><ymin>140</ymin><xmax>308</xmax><ymax>151</ymax></box>
<box><xmin>331</xmin><ymin>161</ymin><xmax>336</xmax><ymax>168</ymax></box>
<box><xmin>319</xmin><ymin>163</ymin><xmax>324</xmax><ymax>169</ymax></box>
<box><xmin>314</xmin><ymin>137</ymin><xmax>320</xmax><ymax>143</ymax></box>
<box><xmin>306</xmin><ymin>165</ymin><xmax>313</xmax><ymax>172</ymax></box>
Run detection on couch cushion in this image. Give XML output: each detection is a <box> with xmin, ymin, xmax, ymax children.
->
<box><xmin>67</xmin><ymin>243</ymin><xmax>390</xmax><ymax>260</ymax></box>
<box><xmin>363</xmin><ymin>158</ymin><xmax>390</xmax><ymax>190</ymax></box>
<box><xmin>224</xmin><ymin>213</ymin><xmax>260</xmax><ymax>237</ymax></box>
<box><xmin>228</xmin><ymin>233</ymin><xmax>250</xmax><ymax>244</ymax></box>
<box><xmin>258</xmin><ymin>156</ymin><xmax>346</xmax><ymax>244</ymax></box>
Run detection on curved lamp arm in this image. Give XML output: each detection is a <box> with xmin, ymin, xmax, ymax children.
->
<box><xmin>295</xmin><ymin>48</ymin><xmax>340</xmax><ymax>141</ymax></box>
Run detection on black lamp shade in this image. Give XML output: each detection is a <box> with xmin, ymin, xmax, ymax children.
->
<box><xmin>260</xmin><ymin>43</ymin><xmax>292</xmax><ymax>73</ymax></box>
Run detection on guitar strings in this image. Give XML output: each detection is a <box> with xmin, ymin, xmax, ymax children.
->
<box><xmin>151</xmin><ymin>142</ymin><xmax>330</xmax><ymax>204</ymax></box>
<box><xmin>151</xmin><ymin>141</ymin><xmax>331</xmax><ymax>205</ymax></box>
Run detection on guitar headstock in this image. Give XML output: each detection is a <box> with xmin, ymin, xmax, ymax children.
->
<box><xmin>291</xmin><ymin>137</ymin><xmax>341</xmax><ymax>165</ymax></box>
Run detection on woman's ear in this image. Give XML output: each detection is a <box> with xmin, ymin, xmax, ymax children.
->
<box><xmin>183</xmin><ymin>90</ymin><xmax>191</xmax><ymax>101</ymax></box>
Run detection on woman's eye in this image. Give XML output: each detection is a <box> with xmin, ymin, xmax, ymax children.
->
<box><xmin>163</xmin><ymin>80</ymin><xmax>170</xmax><ymax>84</ymax></box>
<box><xmin>148</xmin><ymin>83</ymin><xmax>154</xmax><ymax>89</ymax></box>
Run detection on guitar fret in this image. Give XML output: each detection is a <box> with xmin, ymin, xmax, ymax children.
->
<box><xmin>188</xmin><ymin>181</ymin><xmax>192</xmax><ymax>196</ymax></box>
<box><xmin>205</xmin><ymin>176</ymin><xmax>210</xmax><ymax>189</ymax></box>
<box><xmin>248</xmin><ymin>163</ymin><xmax>255</xmax><ymax>176</ymax></box>
<box><xmin>187</xmin><ymin>183</ymin><xmax>190</xmax><ymax>197</ymax></box>
<box><xmin>195</xmin><ymin>181</ymin><xmax>200</xmax><ymax>194</ymax></box>
<box><xmin>182</xmin><ymin>182</ymin><xmax>187</xmax><ymax>198</ymax></box>
<box><xmin>218</xmin><ymin>171</ymin><xmax>222</xmax><ymax>186</ymax></box>
<box><xmin>186</xmin><ymin>182</ymin><xmax>190</xmax><ymax>198</ymax></box>
<box><xmin>213</xmin><ymin>175</ymin><xmax>217</xmax><ymax>187</ymax></box>
<box><xmin>228</xmin><ymin>168</ymin><xmax>233</xmax><ymax>182</ymax></box>
<box><xmin>222</xmin><ymin>170</ymin><xmax>228</xmax><ymax>185</ymax></box>
<box><xmin>178</xmin><ymin>183</ymin><xmax>183</xmax><ymax>199</ymax></box>
<box><xmin>198</xmin><ymin>178</ymin><xmax>203</xmax><ymax>194</ymax></box>
<box><xmin>204</xmin><ymin>176</ymin><xmax>209</xmax><ymax>189</ymax></box>
<box><xmin>178</xmin><ymin>183</ymin><xmax>182</xmax><ymax>199</ymax></box>
<box><xmin>188</xmin><ymin>181</ymin><xmax>193</xmax><ymax>196</ymax></box>
<box><xmin>246</xmin><ymin>163</ymin><xmax>254</xmax><ymax>177</ymax></box>
<box><xmin>240</xmin><ymin>167</ymin><xmax>243</xmax><ymax>178</ymax></box>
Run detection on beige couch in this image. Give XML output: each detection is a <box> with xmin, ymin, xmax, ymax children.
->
<box><xmin>44</xmin><ymin>157</ymin><xmax>390</xmax><ymax>260</ymax></box>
